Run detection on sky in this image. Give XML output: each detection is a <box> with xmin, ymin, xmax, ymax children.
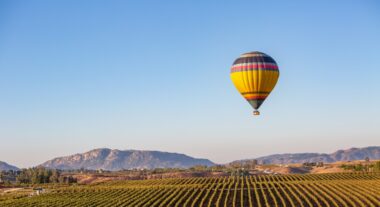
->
<box><xmin>0</xmin><ymin>0</ymin><xmax>379</xmax><ymax>168</ymax></box>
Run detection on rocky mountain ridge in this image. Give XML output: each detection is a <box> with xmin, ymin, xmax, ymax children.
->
<box><xmin>40</xmin><ymin>148</ymin><xmax>215</xmax><ymax>171</ymax></box>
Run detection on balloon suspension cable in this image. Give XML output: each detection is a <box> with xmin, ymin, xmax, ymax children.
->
<box><xmin>253</xmin><ymin>110</ymin><xmax>260</xmax><ymax>116</ymax></box>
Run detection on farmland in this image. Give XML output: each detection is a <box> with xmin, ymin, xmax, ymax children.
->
<box><xmin>1</xmin><ymin>172</ymin><xmax>379</xmax><ymax>207</ymax></box>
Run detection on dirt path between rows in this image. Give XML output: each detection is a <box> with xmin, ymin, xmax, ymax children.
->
<box><xmin>2</xmin><ymin>188</ymin><xmax>23</xmax><ymax>193</ymax></box>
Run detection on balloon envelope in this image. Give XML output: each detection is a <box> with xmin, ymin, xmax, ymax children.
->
<box><xmin>230</xmin><ymin>51</ymin><xmax>279</xmax><ymax>112</ymax></box>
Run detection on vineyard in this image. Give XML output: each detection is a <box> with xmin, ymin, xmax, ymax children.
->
<box><xmin>1</xmin><ymin>172</ymin><xmax>379</xmax><ymax>207</ymax></box>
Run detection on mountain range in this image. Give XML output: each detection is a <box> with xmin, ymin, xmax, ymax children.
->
<box><xmin>240</xmin><ymin>146</ymin><xmax>380</xmax><ymax>164</ymax></box>
<box><xmin>40</xmin><ymin>148</ymin><xmax>215</xmax><ymax>171</ymax></box>
<box><xmin>1</xmin><ymin>146</ymin><xmax>379</xmax><ymax>171</ymax></box>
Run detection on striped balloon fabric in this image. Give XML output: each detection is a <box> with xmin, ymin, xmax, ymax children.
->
<box><xmin>230</xmin><ymin>51</ymin><xmax>279</xmax><ymax>115</ymax></box>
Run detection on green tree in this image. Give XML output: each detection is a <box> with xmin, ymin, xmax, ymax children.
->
<box><xmin>374</xmin><ymin>161</ymin><xmax>380</xmax><ymax>172</ymax></box>
<box><xmin>49</xmin><ymin>169</ymin><xmax>60</xmax><ymax>183</ymax></box>
<box><xmin>354</xmin><ymin>164</ymin><xmax>363</xmax><ymax>171</ymax></box>
<box><xmin>0</xmin><ymin>171</ymin><xmax>4</xmax><ymax>183</ymax></box>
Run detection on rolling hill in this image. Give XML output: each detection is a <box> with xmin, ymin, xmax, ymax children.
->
<box><xmin>0</xmin><ymin>161</ymin><xmax>19</xmax><ymax>171</ymax></box>
<box><xmin>239</xmin><ymin>146</ymin><xmax>380</xmax><ymax>164</ymax></box>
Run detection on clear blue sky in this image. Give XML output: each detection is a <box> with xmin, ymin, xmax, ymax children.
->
<box><xmin>1</xmin><ymin>1</ymin><xmax>379</xmax><ymax>168</ymax></box>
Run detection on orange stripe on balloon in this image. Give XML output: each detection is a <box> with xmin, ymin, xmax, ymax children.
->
<box><xmin>244</xmin><ymin>95</ymin><xmax>268</xmax><ymax>100</ymax></box>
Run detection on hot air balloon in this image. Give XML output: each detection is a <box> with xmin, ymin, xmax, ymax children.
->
<box><xmin>230</xmin><ymin>51</ymin><xmax>279</xmax><ymax>115</ymax></box>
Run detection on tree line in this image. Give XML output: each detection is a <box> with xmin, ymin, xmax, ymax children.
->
<box><xmin>0</xmin><ymin>167</ymin><xmax>77</xmax><ymax>184</ymax></box>
<box><xmin>341</xmin><ymin>161</ymin><xmax>380</xmax><ymax>172</ymax></box>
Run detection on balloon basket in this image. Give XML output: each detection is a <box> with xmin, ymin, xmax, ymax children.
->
<box><xmin>253</xmin><ymin>111</ymin><xmax>260</xmax><ymax>116</ymax></box>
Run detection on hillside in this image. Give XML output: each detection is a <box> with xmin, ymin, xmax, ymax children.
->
<box><xmin>240</xmin><ymin>146</ymin><xmax>380</xmax><ymax>164</ymax></box>
<box><xmin>0</xmin><ymin>161</ymin><xmax>19</xmax><ymax>171</ymax></box>
<box><xmin>40</xmin><ymin>148</ymin><xmax>214</xmax><ymax>171</ymax></box>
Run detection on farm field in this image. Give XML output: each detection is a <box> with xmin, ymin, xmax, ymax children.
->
<box><xmin>1</xmin><ymin>172</ymin><xmax>379</xmax><ymax>207</ymax></box>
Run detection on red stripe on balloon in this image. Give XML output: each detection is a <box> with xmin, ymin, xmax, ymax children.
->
<box><xmin>245</xmin><ymin>96</ymin><xmax>267</xmax><ymax>100</ymax></box>
<box><xmin>231</xmin><ymin>64</ymin><xmax>278</xmax><ymax>70</ymax></box>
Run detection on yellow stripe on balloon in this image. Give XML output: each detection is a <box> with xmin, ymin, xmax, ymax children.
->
<box><xmin>230</xmin><ymin>70</ymin><xmax>279</xmax><ymax>95</ymax></box>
